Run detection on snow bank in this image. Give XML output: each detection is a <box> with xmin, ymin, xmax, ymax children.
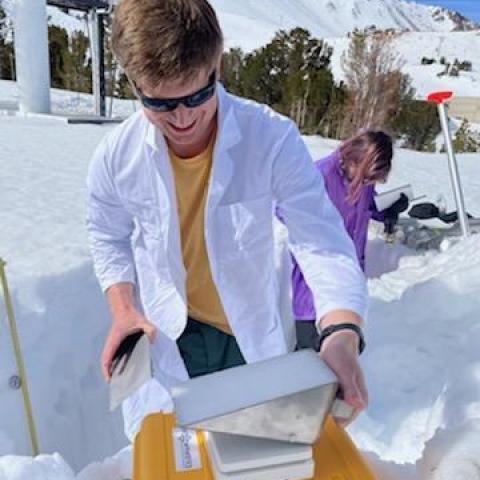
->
<box><xmin>0</xmin><ymin>453</ymin><xmax>74</xmax><ymax>480</ymax></box>
<box><xmin>352</xmin><ymin>235</ymin><xmax>480</xmax><ymax>466</ymax></box>
<box><xmin>1</xmin><ymin>106</ymin><xmax>480</xmax><ymax>478</ymax></box>
<box><xmin>76</xmin><ymin>447</ymin><xmax>132</xmax><ymax>480</ymax></box>
<box><xmin>0</xmin><ymin>79</ymin><xmax>138</xmax><ymax>118</ymax></box>
<box><xmin>0</xmin><ymin>116</ymin><xmax>127</xmax><ymax>471</ymax></box>
<box><xmin>420</xmin><ymin>421</ymin><xmax>480</xmax><ymax>480</ymax></box>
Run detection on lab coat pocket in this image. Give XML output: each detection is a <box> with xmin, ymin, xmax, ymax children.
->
<box><xmin>123</xmin><ymin>199</ymin><xmax>164</xmax><ymax>240</ymax></box>
<box><xmin>122</xmin><ymin>199</ymin><xmax>169</xmax><ymax>277</ymax></box>
<box><xmin>217</xmin><ymin>195</ymin><xmax>273</xmax><ymax>256</ymax></box>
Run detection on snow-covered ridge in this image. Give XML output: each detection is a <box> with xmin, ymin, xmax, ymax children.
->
<box><xmin>39</xmin><ymin>0</ymin><xmax>479</xmax><ymax>42</ymax></box>
<box><xmin>429</xmin><ymin>5</ymin><xmax>479</xmax><ymax>32</ymax></box>
<box><xmin>326</xmin><ymin>30</ymin><xmax>480</xmax><ymax>98</ymax></box>
<box><xmin>36</xmin><ymin>0</ymin><xmax>480</xmax><ymax>99</ymax></box>
<box><xmin>211</xmin><ymin>0</ymin><xmax>479</xmax><ymax>41</ymax></box>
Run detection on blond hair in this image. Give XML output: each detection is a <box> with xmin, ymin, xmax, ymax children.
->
<box><xmin>112</xmin><ymin>0</ymin><xmax>223</xmax><ymax>86</ymax></box>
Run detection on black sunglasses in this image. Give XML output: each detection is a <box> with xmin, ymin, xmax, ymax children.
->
<box><xmin>135</xmin><ymin>71</ymin><xmax>217</xmax><ymax>112</ymax></box>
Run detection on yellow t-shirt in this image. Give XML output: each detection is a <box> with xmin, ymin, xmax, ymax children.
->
<box><xmin>169</xmin><ymin>136</ymin><xmax>232</xmax><ymax>335</ymax></box>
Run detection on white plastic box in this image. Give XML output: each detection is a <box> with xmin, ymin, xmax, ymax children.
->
<box><xmin>171</xmin><ymin>350</ymin><xmax>342</xmax><ymax>444</ymax></box>
<box><xmin>207</xmin><ymin>431</ymin><xmax>314</xmax><ymax>480</ymax></box>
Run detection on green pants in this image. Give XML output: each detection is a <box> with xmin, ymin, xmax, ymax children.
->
<box><xmin>177</xmin><ymin>317</ymin><xmax>246</xmax><ymax>378</ymax></box>
<box><xmin>295</xmin><ymin>320</ymin><xmax>320</xmax><ymax>352</ymax></box>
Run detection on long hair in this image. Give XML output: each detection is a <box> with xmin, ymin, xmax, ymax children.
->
<box><xmin>339</xmin><ymin>129</ymin><xmax>393</xmax><ymax>204</ymax></box>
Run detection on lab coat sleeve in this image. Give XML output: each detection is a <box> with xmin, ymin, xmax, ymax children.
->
<box><xmin>272</xmin><ymin>123</ymin><xmax>368</xmax><ymax>324</ymax></box>
<box><xmin>86</xmin><ymin>138</ymin><xmax>136</xmax><ymax>292</ymax></box>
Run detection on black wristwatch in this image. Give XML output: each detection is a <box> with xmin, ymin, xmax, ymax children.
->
<box><xmin>318</xmin><ymin>323</ymin><xmax>366</xmax><ymax>355</ymax></box>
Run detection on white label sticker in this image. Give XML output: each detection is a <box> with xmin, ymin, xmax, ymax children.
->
<box><xmin>173</xmin><ymin>427</ymin><xmax>202</xmax><ymax>472</ymax></box>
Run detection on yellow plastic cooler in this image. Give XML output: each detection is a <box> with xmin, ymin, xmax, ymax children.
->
<box><xmin>133</xmin><ymin>413</ymin><xmax>377</xmax><ymax>480</ymax></box>
<box><xmin>133</xmin><ymin>351</ymin><xmax>377</xmax><ymax>480</ymax></box>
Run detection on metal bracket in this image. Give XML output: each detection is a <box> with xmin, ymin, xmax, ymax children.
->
<box><xmin>9</xmin><ymin>375</ymin><xmax>22</xmax><ymax>390</ymax></box>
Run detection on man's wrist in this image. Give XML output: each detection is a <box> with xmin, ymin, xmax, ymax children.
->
<box><xmin>318</xmin><ymin>323</ymin><xmax>365</xmax><ymax>354</ymax></box>
<box><xmin>319</xmin><ymin>309</ymin><xmax>363</xmax><ymax>330</ymax></box>
<box><xmin>320</xmin><ymin>330</ymin><xmax>359</xmax><ymax>353</ymax></box>
<box><xmin>106</xmin><ymin>282</ymin><xmax>136</xmax><ymax>317</ymax></box>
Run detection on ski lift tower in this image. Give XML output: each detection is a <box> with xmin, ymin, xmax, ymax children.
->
<box><xmin>13</xmin><ymin>0</ymin><xmax>51</xmax><ymax>114</ymax></box>
<box><xmin>47</xmin><ymin>0</ymin><xmax>112</xmax><ymax>117</ymax></box>
<box><xmin>14</xmin><ymin>0</ymin><xmax>112</xmax><ymax>116</ymax></box>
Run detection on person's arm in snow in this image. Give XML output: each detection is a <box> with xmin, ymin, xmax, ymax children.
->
<box><xmin>370</xmin><ymin>190</ymin><xmax>386</xmax><ymax>222</ymax></box>
<box><xmin>86</xmin><ymin>139</ymin><xmax>156</xmax><ymax>381</ymax></box>
<box><xmin>382</xmin><ymin>193</ymin><xmax>409</xmax><ymax>235</ymax></box>
<box><xmin>273</xmin><ymin>123</ymin><xmax>368</xmax><ymax>423</ymax></box>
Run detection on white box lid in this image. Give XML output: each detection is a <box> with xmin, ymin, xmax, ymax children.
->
<box><xmin>208</xmin><ymin>431</ymin><xmax>313</xmax><ymax>472</ymax></box>
<box><xmin>172</xmin><ymin>350</ymin><xmax>337</xmax><ymax>427</ymax></box>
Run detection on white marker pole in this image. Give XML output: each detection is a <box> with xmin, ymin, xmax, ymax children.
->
<box><xmin>427</xmin><ymin>91</ymin><xmax>470</xmax><ymax>238</ymax></box>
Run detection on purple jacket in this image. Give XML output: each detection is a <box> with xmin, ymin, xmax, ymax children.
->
<box><xmin>292</xmin><ymin>150</ymin><xmax>383</xmax><ymax>320</ymax></box>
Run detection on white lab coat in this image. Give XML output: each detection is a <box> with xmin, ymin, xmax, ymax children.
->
<box><xmin>86</xmin><ymin>84</ymin><xmax>367</xmax><ymax>440</ymax></box>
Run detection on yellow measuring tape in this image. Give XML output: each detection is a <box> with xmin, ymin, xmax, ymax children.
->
<box><xmin>0</xmin><ymin>258</ymin><xmax>40</xmax><ymax>456</ymax></box>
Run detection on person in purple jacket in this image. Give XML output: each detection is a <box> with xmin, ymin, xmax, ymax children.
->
<box><xmin>294</xmin><ymin>129</ymin><xmax>409</xmax><ymax>350</ymax></box>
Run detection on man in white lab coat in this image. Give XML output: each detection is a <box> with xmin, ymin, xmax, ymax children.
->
<box><xmin>87</xmin><ymin>0</ymin><xmax>369</xmax><ymax>440</ymax></box>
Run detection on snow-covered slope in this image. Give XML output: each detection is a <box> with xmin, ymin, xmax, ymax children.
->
<box><xmin>42</xmin><ymin>0</ymin><xmax>479</xmax><ymax>40</ymax></box>
<box><xmin>392</xmin><ymin>30</ymin><xmax>480</xmax><ymax>97</ymax></box>
<box><xmin>327</xmin><ymin>30</ymin><xmax>480</xmax><ymax>98</ymax></box>
<box><xmin>211</xmin><ymin>0</ymin><xmax>480</xmax><ymax>99</ymax></box>
<box><xmin>211</xmin><ymin>0</ymin><xmax>478</xmax><ymax>45</ymax></box>
<box><xmin>39</xmin><ymin>0</ymin><xmax>480</xmax><ymax>99</ymax></box>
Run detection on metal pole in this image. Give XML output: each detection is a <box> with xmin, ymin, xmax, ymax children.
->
<box><xmin>437</xmin><ymin>102</ymin><xmax>470</xmax><ymax>238</ymax></box>
<box><xmin>90</xmin><ymin>10</ymin><xmax>106</xmax><ymax>117</ymax></box>
<box><xmin>0</xmin><ymin>258</ymin><xmax>40</xmax><ymax>456</ymax></box>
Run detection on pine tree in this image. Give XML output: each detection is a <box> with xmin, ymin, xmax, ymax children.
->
<box><xmin>0</xmin><ymin>1</ymin><xmax>15</xmax><ymax>80</ymax></box>
<box><xmin>268</xmin><ymin>28</ymin><xmax>332</xmax><ymax>129</ymax></box>
<box><xmin>221</xmin><ymin>48</ymin><xmax>245</xmax><ymax>96</ymax></box>
<box><xmin>103</xmin><ymin>14</ymin><xmax>118</xmax><ymax>99</ymax></box>
<box><xmin>48</xmin><ymin>25</ymin><xmax>70</xmax><ymax>89</ymax></box>
<box><xmin>64</xmin><ymin>30</ymin><xmax>92</xmax><ymax>93</ymax></box>
<box><xmin>240</xmin><ymin>32</ymin><xmax>289</xmax><ymax>109</ymax></box>
<box><xmin>453</xmin><ymin>119</ymin><xmax>480</xmax><ymax>153</ymax></box>
<box><xmin>115</xmin><ymin>72</ymin><xmax>134</xmax><ymax>99</ymax></box>
<box><xmin>220</xmin><ymin>28</ymin><xmax>342</xmax><ymax>136</ymax></box>
<box><xmin>392</xmin><ymin>98</ymin><xmax>440</xmax><ymax>151</ymax></box>
<box><xmin>0</xmin><ymin>1</ymin><xmax>5</xmax><ymax>78</ymax></box>
<box><xmin>99</xmin><ymin>14</ymin><xmax>135</xmax><ymax>107</ymax></box>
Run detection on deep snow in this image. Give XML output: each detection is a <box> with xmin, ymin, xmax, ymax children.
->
<box><xmin>1</xmin><ymin>80</ymin><xmax>480</xmax><ymax>479</ymax></box>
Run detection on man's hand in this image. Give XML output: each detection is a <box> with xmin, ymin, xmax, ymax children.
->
<box><xmin>320</xmin><ymin>331</ymin><xmax>368</xmax><ymax>426</ymax></box>
<box><xmin>102</xmin><ymin>283</ymin><xmax>156</xmax><ymax>381</ymax></box>
<box><xmin>319</xmin><ymin>310</ymin><xmax>368</xmax><ymax>427</ymax></box>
